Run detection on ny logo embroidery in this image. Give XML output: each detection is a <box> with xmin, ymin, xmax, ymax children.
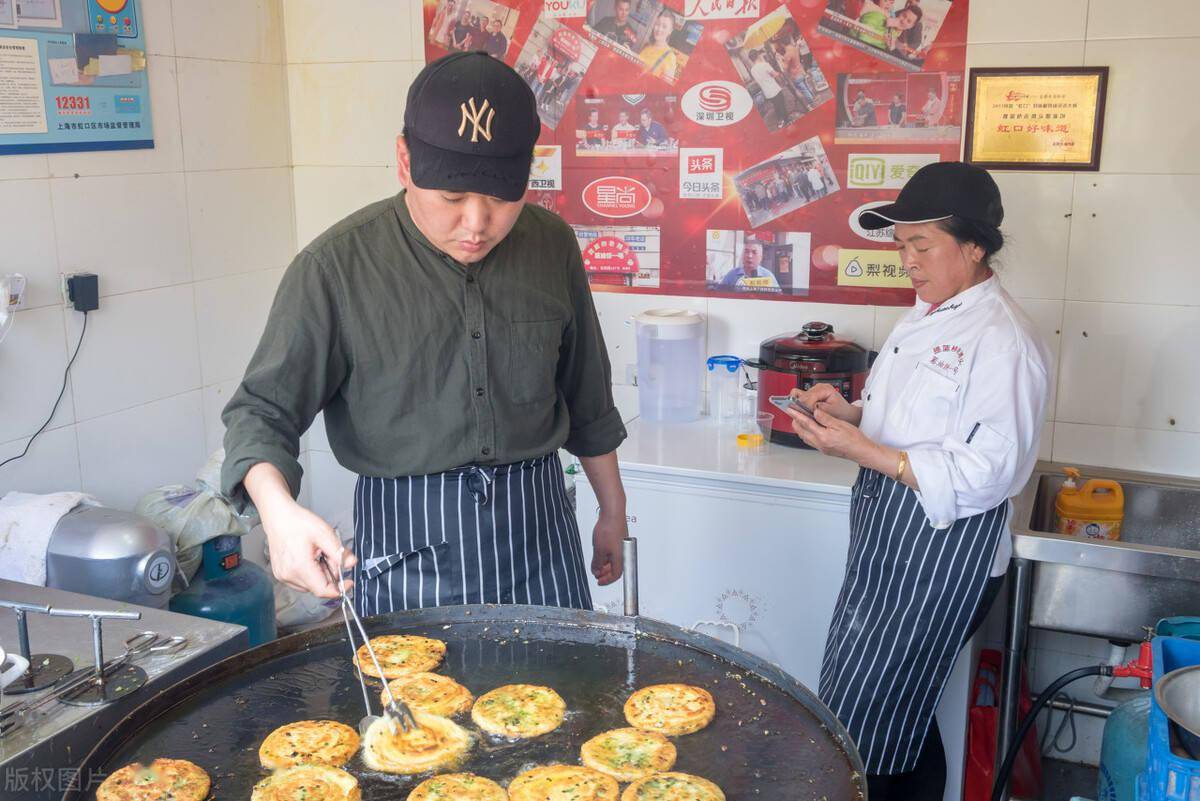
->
<box><xmin>458</xmin><ymin>97</ymin><xmax>495</xmax><ymax>142</ymax></box>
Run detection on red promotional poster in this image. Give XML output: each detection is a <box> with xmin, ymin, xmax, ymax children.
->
<box><xmin>423</xmin><ymin>0</ymin><xmax>971</xmax><ymax>306</ymax></box>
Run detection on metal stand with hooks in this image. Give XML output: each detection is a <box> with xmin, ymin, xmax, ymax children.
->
<box><xmin>47</xmin><ymin>607</ymin><xmax>146</xmax><ymax>706</ymax></box>
<box><xmin>0</xmin><ymin>599</ymin><xmax>74</xmax><ymax>694</ymax></box>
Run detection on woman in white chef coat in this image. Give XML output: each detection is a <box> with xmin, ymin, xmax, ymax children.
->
<box><xmin>785</xmin><ymin>162</ymin><xmax>1051</xmax><ymax>801</ymax></box>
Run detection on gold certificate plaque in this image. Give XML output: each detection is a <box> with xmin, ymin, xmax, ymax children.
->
<box><xmin>965</xmin><ymin>67</ymin><xmax>1108</xmax><ymax>171</ymax></box>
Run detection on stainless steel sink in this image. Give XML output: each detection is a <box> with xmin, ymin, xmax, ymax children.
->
<box><xmin>1010</xmin><ymin>462</ymin><xmax>1200</xmax><ymax>642</ymax></box>
<box><xmin>993</xmin><ymin>463</ymin><xmax>1200</xmax><ymax>789</ymax></box>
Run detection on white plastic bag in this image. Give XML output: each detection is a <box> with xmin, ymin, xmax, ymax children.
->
<box><xmin>134</xmin><ymin>450</ymin><xmax>253</xmax><ymax>587</ymax></box>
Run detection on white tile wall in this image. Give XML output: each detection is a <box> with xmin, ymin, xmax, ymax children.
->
<box><xmin>140</xmin><ymin>0</ymin><xmax>176</xmax><ymax>58</ymax></box>
<box><xmin>1067</xmin><ymin>174</ymin><xmax>1200</xmax><ymax>306</ymax></box>
<box><xmin>201</xmin><ymin>379</ymin><xmax>241</xmax><ymax>456</ymax></box>
<box><xmin>966</xmin><ymin>0</ymin><xmax>1088</xmax><ymax>43</ymax></box>
<box><xmin>50</xmin><ymin>172</ymin><xmax>192</xmax><ymax>296</ymax></box>
<box><xmin>409</xmin><ymin>0</ymin><xmax>430</xmax><ymax>59</ymax></box>
<box><xmin>0</xmin><ymin>178</ymin><xmax>60</xmax><ymax>309</ymax></box>
<box><xmin>284</xmin><ymin>0</ymin><xmax>414</xmax><ymax>63</ymax></box>
<box><xmin>1057</xmin><ymin>302</ymin><xmax>1199</xmax><ymax>433</ymax></box>
<box><xmin>65</xmin><ymin>285</ymin><xmax>202</xmax><ymax>421</ymax></box>
<box><xmin>297</xmin><ymin>451</ymin><xmax>314</xmax><ymax>511</ymax></box>
<box><xmin>308</xmin><ymin>450</ymin><xmax>358</xmax><ymax>523</ymax></box>
<box><xmin>991</xmin><ymin>173</ymin><xmax>1074</xmax><ymax>301</ymax></box>
<box><xmin>193</xmin><ymin>268</ymin><xmax>284</xmax><ymax>385</ymax></box>
<box><xmin>186</xmin><ymin>168</ymin><xmax>296</xmax><ymax>280</ymax></box>
<box><xmin>0</xmin><ymin>425</ymin><xmax>82</xmax><ymax>495</ymax></box>
<box><xmin>1085</xmin><ymin>38</ymin><xmax>1200</xmax><ymax>175</ymax></box>
<box><xmin>1054</xmin><ymin>423</ymin><xmax>1200</xmax><ymax>479</ymax></box>
<box><xmin>306</xmin><ymin>411</ymin><xmax>330</xmax><ymax>454</ymax></box>
<box><xmin>872</xmin><ymin>305</ymin><xmax>909</xmax><ymax>350</ymax></box>
<box><xmin>76</xmin><ymin>391</ymin><xmax>208</xmax><ymax>509</ymax></box>
<box><xmin>1038</xmin><ymin>421</ymin><xmax>1055</xmax><ymax>461</ymax></box>
<box><xmin>177</xmin><ymin>59</ymin><xmax>291</xmax><ymax>171</ymax></box>
<box><xmin>287</xmin><ymin>62</ymin><xmax>416</xmax><ymax>168</ymax></box>
<box><xmin>964</xmin><ymin>41</ymin><xmax>1086</xmax><ymax>72</ymax></box>
<box><xmin>1</xmin><ymin>0</ymin><xmax>290</xmax><ymax>509</ymax></box>
<box><xmin>171</xmin><ymin>0</ymin><xmax>284</xmax><ymax>63</ymax></box>
<box><xmin>1013</xmin><ymin>298</ymin><xmax>1065</xmax><ymax>421</ymax></box>
<box><xmin>1087</xmin><ymin>0</ymin><xmax>1200</xmax><ymax>40</ymax></box>
<box><xmin>0</xmin><ymin>154</ymin><xmax>49</xmax><ymax>182</ymax></box>
<box><xmin>0</xmin><ymin>306</ymin><xmax>73</xmax><ymax>443</ymax></box>
<box><xmin>291</xmin><ymin>166</ymin><xmax>399</xmax><ymax>247</ymax></box>
<box><xmin>612</xmin><ymin>384</ymin><xmax>640</xmax><ymax>424</ymax></box>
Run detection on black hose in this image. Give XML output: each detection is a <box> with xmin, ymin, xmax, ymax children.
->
<box><xmin>990</xmin><ymin>665</ymin><xmax>1109</xmax><ymax>801</ymax></box>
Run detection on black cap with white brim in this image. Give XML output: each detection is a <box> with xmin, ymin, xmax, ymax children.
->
<box><xmin>857</xmin><ymin>161</ymin><xmax>1004</xmax><ymax>230</ymax></box>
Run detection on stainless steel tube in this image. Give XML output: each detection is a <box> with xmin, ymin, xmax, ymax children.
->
<box><xmin>996</xmin><ymin>558</ymin><xmax>1034</xmax><ymax>801</ymax></box>
<box><xmin>623</xmin><ymin>537</ymin><xmax>639</xmax><ymax>617</ymax></box>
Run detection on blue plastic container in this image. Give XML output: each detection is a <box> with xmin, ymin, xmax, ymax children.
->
<box><xmin>1101</xmin><ymin>693</ymin><xmax>1152</xmax><ymax>801</ymax></box>
<box><xmin>1157</xmin><ymin>618</ymin><xmax>1200</xmax><ymax>641</ymax></box>
<box><xmin>170</xmin><ymin>535</ymin><xmax>276</xmax><ymax>646</ymax></box>
<box><xmin>1140</xmin><ymin>636</ymin><xmax>1200</xmax><ymax>801</ymax></box>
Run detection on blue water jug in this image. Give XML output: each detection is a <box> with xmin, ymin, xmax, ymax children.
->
<box><xmin>170</xmin><ymin>535</ymin><xmax>276</xmax><ymax>646</ymax></box>
<box><xmin>1098</xmin><ymin>692</ymin><xmax>1151</xmax><ymax>801</ymax></box>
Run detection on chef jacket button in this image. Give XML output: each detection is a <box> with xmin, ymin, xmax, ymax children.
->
<box><xmin>867</xmin><ymin>393</ymin><xmax>872</xmax><ymax>401</ymax></box>
<box><xmin>475</xmin><ymin>387</ymin><xmax>485</xmax><ymax>397</ymax></box>
<box><xmin>893</xmin><ymin>346</ymin><xmax>899</xmax><ymax>353</ymax></box>
<box><xmin>471</xmin><ymin>330</ymin><xmax>482</xmax><ymax>339</ymax></box>
<box><xmin>481</xmin><ymin>447</ymin><xmax>491</xmax><ymax>456</ymax></box>
<box><xmin>466</xmin><ymin>274</ymin><xmax>476</xmax><ymax>283</ymax></box>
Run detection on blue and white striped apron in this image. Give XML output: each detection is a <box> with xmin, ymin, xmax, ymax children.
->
<box><xmin>819</xmin><ymin>466</ymin><xmax>1009</xmax><ymax>775</ymax></box>
<box><xmin>352</xmin><ymin>453</ymin><xmax>593</xmax><ymax>617</ymax></box>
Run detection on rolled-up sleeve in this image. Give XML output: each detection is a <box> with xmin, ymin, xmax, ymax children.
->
<box><xmin>907</xmin><ymin>346</ymin><xmax>1048</xmax><ymax>528</ymax></box>
<box><xmin>556</xmin><ymin>242</ymin><xmax>627</xmax><ymax>457</ymax></box>
<box><xmin>220</xmin><ymin>250</ymin><xmax>349</xmax><ymax>511</ymax></box>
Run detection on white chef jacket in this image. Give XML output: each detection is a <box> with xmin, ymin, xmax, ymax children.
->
<box><xmin>858</xmin><ymin>276</ymin><xmax>1052</xmax><ymax>575</ymax></box>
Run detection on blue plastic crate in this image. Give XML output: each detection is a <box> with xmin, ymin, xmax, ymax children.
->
<box><xmin>1140</xmin><ymin>636</ymin><xmax>1200</xmax><ymax>801</ymax></box>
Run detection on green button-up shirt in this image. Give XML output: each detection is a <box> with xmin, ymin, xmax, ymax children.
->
<box><xmin>220</xmin><ymin>192</ymin><xmax>626</xmax><ymax>509</ymax></box>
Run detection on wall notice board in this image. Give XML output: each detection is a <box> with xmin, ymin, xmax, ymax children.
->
<box><xmin>424</xmin><ymin>0</ymin><xmax>971</xmax><ymax>306</ymax></box>
<box><xmin>0</xmin><ymin>0</ymin><xmax>153</xmax><ymax>155</ymax></box>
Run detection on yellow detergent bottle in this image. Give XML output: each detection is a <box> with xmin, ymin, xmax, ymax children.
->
<box><xmin>1055</xmin><ymin>467</ymin><xmax>1125</xmax><ymax>541</ymax></box>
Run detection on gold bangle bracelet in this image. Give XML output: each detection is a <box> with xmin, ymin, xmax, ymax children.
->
<box><xmin>896</xmin><ymin>450</ymin><xmax>909</xmax><ymax>483</ymax></box>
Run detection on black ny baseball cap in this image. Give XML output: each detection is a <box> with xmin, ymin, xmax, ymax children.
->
<box><xmin>858</xmin><ymin>161</ymin><xmax>1004</xmax><ymax>230</ymax></box>
<box><xmin>404</xmin><ymin>52</ymin><xmax>541</xmax><ymax>202</ymax></box>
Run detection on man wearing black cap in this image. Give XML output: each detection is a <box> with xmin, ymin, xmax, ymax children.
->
<box><xmin>782</xmin><ymin>162</ymin><xmax>1051</xmax><ymax>800</ymax></box>
<box><xmin>221</xmin><ymin>53</ymin><xmax>629</xmax><ymax>617</ymax></box>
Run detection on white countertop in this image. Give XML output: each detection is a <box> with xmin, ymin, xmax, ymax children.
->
<box><xmin>607</xmin><ymin>417</ymin><xmax>861</xmax><ymax>497</ymax></box>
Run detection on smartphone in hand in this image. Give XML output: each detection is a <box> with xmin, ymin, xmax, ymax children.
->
<box><xmin>768</xmin><ymin>395</ymin><xmax>815</xmax><ymax>418</ymax></box>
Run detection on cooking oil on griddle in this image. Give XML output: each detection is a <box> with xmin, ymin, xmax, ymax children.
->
<box><xmin>92</xmin><ymin>620</ymin><xmax>862</xmax><ymax>801</ymax></box>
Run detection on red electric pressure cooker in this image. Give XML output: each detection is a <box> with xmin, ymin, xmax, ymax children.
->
<box><xmin>745</xmin><ymin>322</ymin><xmax>874</xmax><ymax>449</ymax></box>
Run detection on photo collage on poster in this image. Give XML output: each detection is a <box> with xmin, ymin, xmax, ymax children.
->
<box><xmin>424</xmin><ymin>0</ymin><xmax>970</xmax><ymax>305</ymax></box>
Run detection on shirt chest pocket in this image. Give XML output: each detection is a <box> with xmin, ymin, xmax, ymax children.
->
<box><xmin>884</xmin><ymin>361</ymin><xmax>961</xmax><ymax>443</ymax></box>
<box><xmin>508</xmin><ymin>319</ymin><xmax>563</xmax><ymax>405</ymax></box>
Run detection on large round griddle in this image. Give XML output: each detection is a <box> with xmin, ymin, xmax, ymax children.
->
<box><xmin>66</xmin><ymin>605</ymin><xmax>865</xmax><ymax>800</ymax></box>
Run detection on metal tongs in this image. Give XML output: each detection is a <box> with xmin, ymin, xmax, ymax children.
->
<box><xmin>317</xmin><ymin>551</ymin><xmax>416</xmax><ymax>736</ymax></box>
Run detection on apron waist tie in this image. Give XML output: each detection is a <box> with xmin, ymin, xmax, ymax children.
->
<box><xmin>465</xmin><ymin>465</ymin><xmax>495</xmax><ymax>506</ymax></box>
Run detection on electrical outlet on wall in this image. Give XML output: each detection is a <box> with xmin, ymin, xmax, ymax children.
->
<box><xmin>59</xmin><ymin>272</ymin><xmax>100</xmax><ymax>311</ymax></box>
<box><xmin>1</xmin><ymin>273</ymin><xmax>26</xmax><ymax>312</ymax></box>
